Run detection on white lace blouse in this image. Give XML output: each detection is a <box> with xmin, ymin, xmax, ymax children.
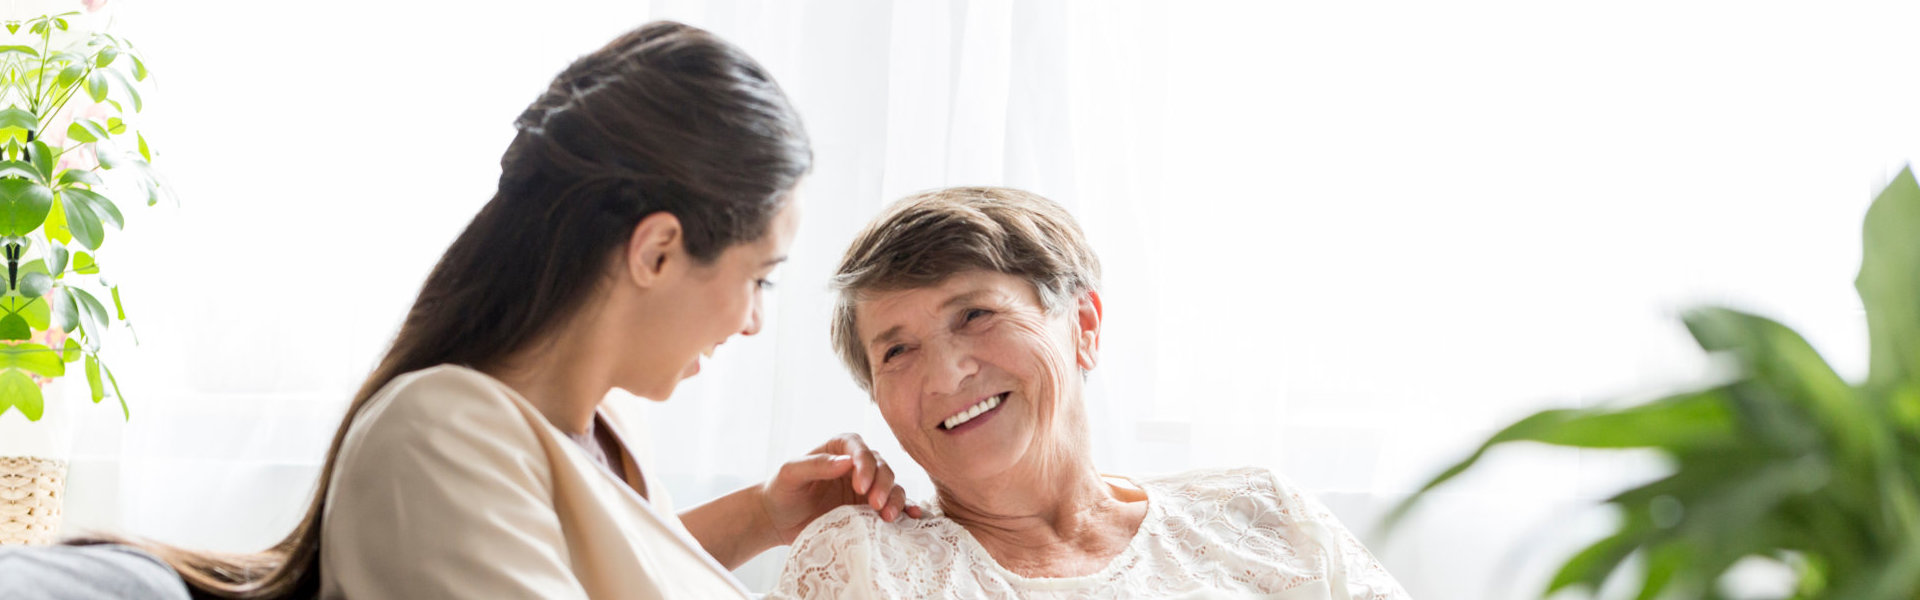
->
<box><xmin>769</xmin><ymin>467</ymin><xmax>1410</xmax><ymax>599</ymax></box>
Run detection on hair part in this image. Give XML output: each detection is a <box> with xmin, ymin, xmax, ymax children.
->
<box><xmin>76</xmin><ymin>21</ymin><xmax>810</xmax><ymax>599</ymax></box>
<box><xmin>830</xmin><ymin>186</ymin><xmax>1100</xmax><ymax>393</ymax></box>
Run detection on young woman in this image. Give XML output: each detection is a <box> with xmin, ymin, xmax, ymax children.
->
<box><xmin>105</xmin><ymin>21</ymin><xmax>917</xmax><ymax>599</ymax></box>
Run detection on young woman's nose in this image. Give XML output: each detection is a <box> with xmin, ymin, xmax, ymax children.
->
<box><xmin>739</xmin><ymin>293</ymin><xmax>765</xmax><ymax>336</ymax></box>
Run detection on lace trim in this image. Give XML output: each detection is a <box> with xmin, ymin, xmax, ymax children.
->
<box><xmin>770</xmin><ymin>467</ymin><xmax>1412</xmax><ymax>599</ymax></box>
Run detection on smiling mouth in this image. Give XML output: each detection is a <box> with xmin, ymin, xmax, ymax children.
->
<box><xmin>938</xmin><ymin>393</ymin><xmax>1008</xmax><ymax>431</ymax></box>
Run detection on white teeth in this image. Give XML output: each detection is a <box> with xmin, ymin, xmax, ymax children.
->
<box><xmin>943</xmin><ymin>393</ymin><xmax>1005</xmax><ymax>430</ymax></box>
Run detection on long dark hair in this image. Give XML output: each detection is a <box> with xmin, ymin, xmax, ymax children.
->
<box><xmin>79</xmin><ymin>21</ymin><xmax>810</xmax><ymax>599</ymax></box>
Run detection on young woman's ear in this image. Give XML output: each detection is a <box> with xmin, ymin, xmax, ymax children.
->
<box><xmin>625</xmin><ymin>212</ymin><xmax>685</xmax><ymax>288</ymax></box>
<box><xmin>1074</xmin><ymin>289</ymin><xmax>1103</xmax><ymax>371</ymax></box>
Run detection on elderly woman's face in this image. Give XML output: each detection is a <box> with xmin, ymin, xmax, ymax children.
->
<box><xmin>856</xmin><ymin>270</ymin><xmax>1098</xmax><ymax>486</ymax></box>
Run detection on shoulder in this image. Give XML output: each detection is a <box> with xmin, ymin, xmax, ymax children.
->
<box><xmin>350</xmin><ymin>365</ymin><xmax>533</xmax><ymax>443</ymax></box>
<box><xmin>772</xmin><ymin>506</ymin><xmax>883</xmax><ymax>599</ymax></box>
<box><xmin>362</xmin><ymin>364</ymin><xmax>520</xmax><ymax>420</ymax></box>
<box><xmin>334</xmin><ymin>365</ymin><xmax>550</xmax><ymax>486</ymax></box>
<box><xmin>775</xmin><ymin>505</ymin><xmax>967</xmax><ymax>599</ymax></box>
<box><xmin>1137</xmin><ymin>466</ymin><xmax>1322</xmax><ymax>539</ymax></box>
<box><xmin>786</xmin><ymin>504</ymin><xmax>920</xmax><ymax>561</ymax></box>
<box><xmin>1137</xmin><ymin>466</ymin><xmax>1296</xmax><ymax>506</ymax></box>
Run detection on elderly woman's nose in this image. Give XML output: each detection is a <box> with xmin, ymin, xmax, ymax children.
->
<box><xmin>922</xmin><ymin>341</ymin><xmax>978</xmax><ymax>396</ymax></box>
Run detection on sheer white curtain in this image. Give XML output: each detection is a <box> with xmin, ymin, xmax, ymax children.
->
<box><xmin>34</xmin><ymin>0</ymin><xmax>1920</xmax><ymax>597</ymax></box>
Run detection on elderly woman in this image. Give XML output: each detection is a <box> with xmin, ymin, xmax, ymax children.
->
<box><xmin>770</xmin><ymin>187</ymin><xmax>1410</xmax><ymax>599</ymax></box>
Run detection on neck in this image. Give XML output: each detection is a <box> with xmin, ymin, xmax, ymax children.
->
<box><xmin>485</xmin><ymin>323</ymin><xmax>619</xmax><ymax>436</ymax></box>
<box><xmin>935</xmin><ymin>442</ymin><xmax>1147</xmax><ymax>577</ymax></box>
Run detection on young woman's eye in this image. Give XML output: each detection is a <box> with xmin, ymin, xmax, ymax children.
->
<box><xmin>756</xmin><ymin>278</ymin><xmax>776</xmax><ymax>290</ymax></box>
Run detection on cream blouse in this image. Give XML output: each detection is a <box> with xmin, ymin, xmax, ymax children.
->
<box><xmin>770</xmin><ymin>467</ymin><xmax>1411</xmax><ymax>599</ymax></box>
<box><xmin>318</xmin><ymin>364</ymin><xmax>748</xmax><ymax>599</ymax></box>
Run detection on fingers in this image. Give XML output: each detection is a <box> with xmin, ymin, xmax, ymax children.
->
<box><xmin>776</xmin><ymin>453</ymin><xmax>854</xmax><ymax>490</ymax></box>
<box><xmin>866</xmin><ymin>455</ymin><xmax>896</xmax><ymax>513</ymax></box>
<box><xmin>882</xmin><ymin>485</ymin><xmax>910</xmax><ymax>522</ymax></box>
<box><xmin>828</xmin><ymin>433</ymin><xmax>875</xmax><ymax>496</ymax></box>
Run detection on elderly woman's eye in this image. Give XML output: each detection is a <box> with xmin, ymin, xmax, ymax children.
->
<box><xmin>963</xmin><ymin>308</ymin><xmax>992</xmax><ymax>323</ymax></box>
<box><xmin>882</xmin><ymin>345</ymin><xmax>907</xmax><ymax>363</ymax></box>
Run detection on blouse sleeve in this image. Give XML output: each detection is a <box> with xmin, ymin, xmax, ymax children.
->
<box><xmin>1266</xmin><ymin>471</ymin><xmax>1413</xmax><ymax>600</ymax></box>
<box><xmin>321</xmin><ymin>369</ymin><xmax>590</xmax><ymax>600</ymax></box>
<box><xmin>766</xmin><ymin>506</ymin><xmax>880</xmax><ymax>600</ymax></box>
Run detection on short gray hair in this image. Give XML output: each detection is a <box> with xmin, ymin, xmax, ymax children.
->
<box><xmin>830</xmin><ymin>187</ymin><xmax>1101</xmax><ymax>392</ymax></box>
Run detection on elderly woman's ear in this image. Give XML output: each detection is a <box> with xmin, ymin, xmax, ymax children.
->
<box><xmin>1074</xmin><ymin>289</ymin><xmax>1103</xmax><ymax>371</ymax></box>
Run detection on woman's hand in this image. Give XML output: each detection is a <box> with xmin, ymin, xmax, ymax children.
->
<box><xmin>758</xmin><ymin>433</ymin><xmax>924</xmax><ymax>545</ymax></box>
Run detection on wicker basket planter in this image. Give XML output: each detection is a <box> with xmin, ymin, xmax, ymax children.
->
<box><xmin>0</xmin><ymin>456</ymin><xmax>66</xmax><ymax>545</ymax></box>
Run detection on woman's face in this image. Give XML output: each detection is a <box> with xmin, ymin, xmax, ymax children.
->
<box><xmin>856</xmin><ymin>270</ymin><xmax>1097</xmax><ymax>488</ymax></box>
<box><xmin>628</xmin><ymin>200</ymin><xmax>800</xmax><ymax>401</ymax></box>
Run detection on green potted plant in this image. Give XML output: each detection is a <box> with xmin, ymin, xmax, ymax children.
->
<box><xmin>0</xmin><ymin>10</ymin><xmax>162</xmax><ymax>546</ymax></box>
<box><xmin>1387</xmin><ymin>169</ymin><xmax>1920</xmax><ymax>598</ymax></box>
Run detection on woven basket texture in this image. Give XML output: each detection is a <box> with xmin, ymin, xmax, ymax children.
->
<box><xmin>0</xmin><ymin>456</ymin><xmax>66</xmax><ymax>545</ymax></box>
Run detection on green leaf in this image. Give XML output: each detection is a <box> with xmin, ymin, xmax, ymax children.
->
<box><xmin>71</xmin><ymin>252</ymin><xmax>95</xmax><ymax>274</ymax></box>
<box><xmin>0</xmin><ymin>160</ymin><xmax>39</xmax><ymax>182</ymax></box>
<box><xmin>135</xmin><ymin>132</ymin><xmax>149</xmax><ymax>162</ymax></box>
<box><xmin>85</xmin><ymin>70</ymin><xmax>107</xmax><ymax>103</ymax></box>
<box><xmin>105</xmin><ymin>117</ymin><xmax>124</xmax><ymax>135</ymax></box>
<box><xmin>60</xmin><ymin>338</ymin><xmax>78</xmax><ymax>363</ymax></box>
<box><xmin>63</xmin><ymin>187</ymin><xmax>121</xmax><ymax>230</ymax></box>
<box><xmin>48</xmin><ymin>243</ymin><xmax>66</xmax><ymax>278</ymax></box>
<box><xmin>102</xmin><ymin>359</ymin><xmax>124</xmax><ymax>419</ymax></box>
<box><xmin>61</xmin><ymin>190</ymin><xmax>103</xmax><ymax>250</ymax></box>
<box><xmin>20</xmin><ymin>294</ymin><xmax>48</xmax><ymax>330</ymax></box>
<box><xmin>0</xmin><ymin>45</ymin><xmax>38</xmax><ymax>60</ymax></box>
<box><xmin>1548</xmin><ymin>524</ymin><xmax>1647</xmax><ymax>594</ymax></box>
<box><xmin>0</xmin><ymin>370</ymin><xmax>42</xmax><ymax>421</ymax></box>
<box><xmin>83</xmin><ymin>353</ymin><xmax>101</xmax><ymax>403</ymax></box>
<box><xmin>94</xmin><ymin>149</ymin><xmax>127</xmax><ymax>170</ymax></box>
<box><xmin>1858</xmin><ymin>167</ymin><xmax>1920</xmax><ymax>396</ymax></box>
<box><xmin>0</xmin><ymin>313</ymin><xmax>28</xmax><ymax>340</ymax></box>
<box><xmin>1383</xmin><ymin>388</ymin><xmax>1734</xmax><ymax>532</ymax></box>
<box><xmin>109</xmin><ymin>285</ymin><xmax>123</xmax><ymax>320</ymax></box>
<box><xmin>28</xmin><ymin>140</ymin><xmax>55</xmax><ymax>182</ymax></box>
<box><xmin>49</xmin><ymin>286</ymin><xmax>74</xmax><ymax>332</ymax></box>
<box><xmin>47</xmin><ymin>51</ymin><xmax>86</xmax><ymax>66</ymax></box>
<box><xmin>64</xmin><ymin>121</ymin><xmax>96</xmax><ymax>143</ymax></box>
<box><xmin>129</xmin><ymin>55</ymin><xmax>146</xmax><ymax>81</ymax></box>
<box><xmin>17</xmin><ymin>271</ymin><xmax>51</xmax><ymax>298</ymax></box>
<box><xmin>0</xmin><ymin>107</ymin><xmax>35</xmax><ymax>132</ymax></box>
<box><xmin>0</xmin><ymin>179</ymin><xmax>53</xmax><ymax>237</ymax></box>
<box><xmin>1634</xmin><ymin>542</ymin><xmax>1693</xmax><ymax>600</ymax></box>
<box><xmin>54</xmin><ymin>63</ymin><xmax>83</xmax><ymax>90</ymax></box>
<box><xmin>44</xmin><ymin>195</ymin><xmax>68</xmax><ymax>244</ymax></box>
<box><xmin>94</xmin><ymin>46</ymin><xmax>117</xmax><ymax>68</ymax></box>
<box><xmin>56</xmin><ymin>169</ymin><xmax>100</xmax><ymax>187</ymax></box>
<box><xmin>102</xmin><ymin>69</ymin><xmax>142</xmax><ymax>112</ymax></box>
<box><xmin>77</xmin><ymin>120</ymin><xmax>109</xmax><ymax>144</ymax></box>
<box><xmin>70</xmin><ymin>286</ymin><xmax>106</xmax><ymax>340</ymax></box>
<box><xmin>53</xmin><ymin>18</ymin><xmax>68</xmax><ymax>31</ymax></box>
<box><xmin>1684</xmin><ymin>308</ymin><xmax>1887</xmax><ymax>469</ymax></box>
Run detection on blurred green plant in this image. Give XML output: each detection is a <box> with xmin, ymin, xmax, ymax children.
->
<box><xmin>1386</xmin><ymin>168</ymin><xmax>1920</xmax><ymax>599</ymax></box>
<box><xmin>0</xmin><ymin>11</ymin><xmax>164</xmax><ymax>422</ymax></box>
